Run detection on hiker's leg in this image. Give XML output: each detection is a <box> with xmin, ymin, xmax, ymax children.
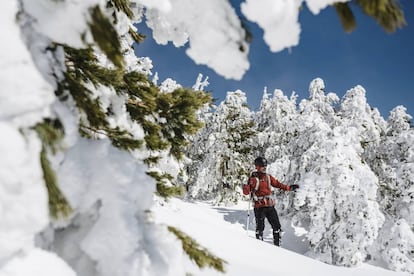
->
<box><xmin>254</xmin><ymin>207</ymin><xmax>265</xmax><ymax>240</ymax></box>
<box><xmin>267</xmin><ymin>207</ymin><xmax>282</xmax><ymax>246</ymax></box>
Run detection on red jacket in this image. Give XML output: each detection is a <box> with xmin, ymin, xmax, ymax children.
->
<box><xmin>243</xmin><ymin>171</ymin><xmax>291</xmax><ymax>208</ymax></box>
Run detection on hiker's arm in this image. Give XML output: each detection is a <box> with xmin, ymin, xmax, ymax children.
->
<box><xmin>242</xmin><ymin>177</ymin><xmax>256</xmax><ymax>195</ymax></box>
<box><xmin>270</xmin><ymin>176</ymin><xmax>299</xmax><ymax>191</ymax></box>
<box><xmin>270</xmin><ymin>175</ymin><xmax>290</xmax><ymax>191</ymax></box>
<box><xmin>242</xmin><ymin>184</ymin><xmax>250</xmax><ymax>195</ymax></box>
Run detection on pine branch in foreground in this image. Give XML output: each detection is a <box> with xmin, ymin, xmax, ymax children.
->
<box><xmin>34</xmin><ymin>120</ymin><xmax>72</xmax><ymax>219</ymax></box>
<box><xmin>168</xmin><ymin>226</ymin><xmax>227</xmax><ymax>273</ymax></box>
<box><xmin>147</xmin><ymin>171</ymin><xmax>184</xmax><ymax>198</ymax></box>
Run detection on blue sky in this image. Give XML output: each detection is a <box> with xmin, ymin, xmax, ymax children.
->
<box><xmin>135</xmin><ymin>1</ymin><xmax>414</xmax><ymax>119</ymax></box>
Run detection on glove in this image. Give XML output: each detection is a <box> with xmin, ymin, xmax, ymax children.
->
<box><xmin>290</xmin><ymin>184</ymin><xmax>299</xmax><ymax>191</ymax></box>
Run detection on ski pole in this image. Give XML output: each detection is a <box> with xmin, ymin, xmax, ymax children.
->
<box><xmin>246</xmin><ymin>195</ymin><xmax>251</xmax><ymax>235</ymax></box>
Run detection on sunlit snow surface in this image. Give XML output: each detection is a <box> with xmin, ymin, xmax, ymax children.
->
<box><xmin>153</xmin><ymin>197</ymin><xmax>407</xmax><ymax>276</ymax></box>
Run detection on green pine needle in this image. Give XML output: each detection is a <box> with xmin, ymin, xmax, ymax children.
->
<box><xmin>334</xmin><ymin>3</ymin><xmax>357</xmax><ymax>33</ymax></box>
<box><xmin>110</xmin><ymin>0</ymin><xmax>134</xmax><ymax>18</ymax></box>
<box><xmin>34</xmin><ymin>120</ymin><xmax>72</xmax><ymax>219</ymax></box>
<box><xmin>129</xmin><ymin>27</ymin><xmax>146</xmax><ymax>44</ymax></box>
<box><xmin>40</xmin><ymin>147</ymin><xmax>73</xmax><ymax>219</ymax></box>
<box><xmin>147</xmin><ymin>171</ymin><xmax>184</xmax><ymax>198</ymax></box>
<box><xmin>168</xmin><ymin>226</ymin><xmax>227</xmax><ymax>273</ymax></box>
<box><xmin>88</xmin><ymin>5</ymin><xmax>124</xmax><ymax>68</ymax></box>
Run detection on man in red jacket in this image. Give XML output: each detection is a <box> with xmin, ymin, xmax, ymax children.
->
<box><xmin>243</xmin><ymin>156</ymin><xmax>299</xmax><ymax>246</ymax></box>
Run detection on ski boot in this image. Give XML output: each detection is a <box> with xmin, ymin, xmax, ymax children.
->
<box><xmin>255</xmin><ymin>231</ymin><xmax>263</xmax><ymax>241</ymax></box>
<box><xmin>273</xmin><ymin>229</ymin><xmax>281</xmax><ymax>246</ymax></box>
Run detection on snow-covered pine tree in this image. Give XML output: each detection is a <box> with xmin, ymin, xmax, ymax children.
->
<box><xmin>218</xmin><ymin>91</ymin><xmax>256</xmax><ymax>204</ymax></box>
<box><xmin>255</xmin><ymin>88</ymin><xmax>298</xmax><ymax>160</ymax></box>
<box><xmin>253</xmin><ymin>88</ymin><xmax>299</xmax><ymax>213</ymax></box>
<box><xmin>289</xmin><ymin>78</ymin><xmax>339</xmax><ymax>254</ymax></box>
<box><xmin>292</xmin><ymin>81</ymin><xmax>384</xmax><ymax>266</ymax></box>
<box><xmin>273</xmin><ymin>78</ymin><xmax>338</xmax><ymax>214</ymax></box>
<box><xmin>186</xmin><ymin>90</ymin><xmax>256</xmax><ymax>205</ymax></box>
<box><xmin>291</xmin><ymin>78</ymin><xmax>339</xmax><ymax>164</ymax></box>
<box><xmin>338</xmin><ymin>85</ymin><xmax>386</xmax><ymax>164</ymax></box>
<box><xmin>182</xmin><ymin>75</ymin><xmax>215</xmax><ymax>194</ymax></box>
<box><xmin>293</xmin><ymin>125</ymin><xmax>384</xmax><ymax>266</ymax></box>
<box><xmin>373</xmin><ymin>106</ymin><xmax>414</xmax><ymax>273</ymax></box>
<box><xmin>184</xmin><ymin>104</ymin><xmax>216</xmax><ymax>194</ymax></box>
<box><xmin>337</xmin><ymin>88</ymin><xmax>414</xmax><ymax>272</ymax></box>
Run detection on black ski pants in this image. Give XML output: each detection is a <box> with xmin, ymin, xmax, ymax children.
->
<box><xmin>254</xmin><ymin>206</ymin><xmax>281</xmax><ymax>243</ymax></box>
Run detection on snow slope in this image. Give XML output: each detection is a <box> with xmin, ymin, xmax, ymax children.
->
<box><xmin>153</xmin><ymin>198</ymin><xmax>409</xmax><ymax>276</ymax></box>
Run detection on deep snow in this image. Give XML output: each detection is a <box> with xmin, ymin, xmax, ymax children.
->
<box><xmin>153</xmin><ymin>197</ymin><xmax>409</xmax><ymax>276</ymax></box>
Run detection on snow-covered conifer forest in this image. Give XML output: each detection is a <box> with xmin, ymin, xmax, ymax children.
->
<box><xmin>1</xmin><ymin>0</ymin><xmax>413</xmax><ymax>276</ymax></box>
<box><xmin>187</xmin><ymin>81</ymin><xmax>414</xmax><ymax>272</ymax></box>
